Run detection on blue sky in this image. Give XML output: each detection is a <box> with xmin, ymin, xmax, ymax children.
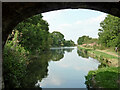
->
<box><xmin>42</xmin><ymin>9</ymin><xmax>107</xmax><ymax>44</ymax></box>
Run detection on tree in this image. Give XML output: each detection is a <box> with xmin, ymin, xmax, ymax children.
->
<box><xmin>98</xmin><ymin>14</ymin><xmax>120</xmax><ymax>49</ymax></box>
<box><xmin>77</xmin><ymin>35</ymin><xmax>91</xmax><ymax>45</ymax></box>
<box><xmin>50</xmin><ymin>31</ymin><xmax>75</xmax><ymax>47</ymax></box>
<box><xmin>50</xmin><ymin>31</ymin><xmax>65</xmax><ymax>47</ymax></box>
<box><xmin>64</xmin><ymin>40</ymin><xmax>75</xmax><ymax>46</ymax></box>
<box><xmin>14</xmin><ymin>14</ymin><xmax>51</xmax><ymax>53</ymax></box>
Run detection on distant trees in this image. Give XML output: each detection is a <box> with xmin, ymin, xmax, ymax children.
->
<box><xmin>49</xmin><ymin>31</ymin><xmax>65</xmax><ymax>47</ymax></box>
<box><xmin>49</xmin><ymin>31</ymin><xmax>75</xmax><ymax>47</ymax></box>
<box><xmin>77</xmin><ymin>14</ymin><xmax>120</xmax><ymax>51</ymax></box>
<box><xmin>98</xmin><ymin>14</ymin><xmax>120</xmax><ymax>49</ymax></box>
<box><xmin>64</xmin><ymin>40</ymin><xmax>75</xmax><ymax>46</ymax></box>
<box><xmin>77</xmin><ymin>35</ymin><xmax>97</xmax><ymax>45</ymax></box>
<box><xmin>77</xmin><ymin>36</ymin><xmax>89</xmax><ymax>45</ymax></box>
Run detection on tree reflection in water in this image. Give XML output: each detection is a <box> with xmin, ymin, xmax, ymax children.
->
<box><xmin>21</xmin><ymin>47</ymin><xmax>74</xmax><ymax>88</ymax></box>
<box><xmin>77</xmin><ymin>49</ymin><xmax>108</xmax><ymax>68</ymax></box>
<box><xmin>77</xmin><ymin>49</ymin><xmax>89</xmax><ymax>58</ymax></box>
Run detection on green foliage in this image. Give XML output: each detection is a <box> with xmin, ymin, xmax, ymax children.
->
<box><xmin>77</xmin><ymin>35</ymin><xmax>87</xmax><ymax>45</ymax></box>
<box><xmin>3</xmin><ymin>34</ymin><xmax>28</xmax><ymax>88</ymax></box>
<box><xmin>77</xmin><ymin>35</ymin><xmax>97</xmax><ymax>45</ymax></box>
<box><xmin>78</xmin><ymin>46</ymin><xmax>118</xmax><ymax>60</ymax></box>
<box><xmin>50</xmin><ymin>31</ymin><xmax>75</xmax><ymax>47</ymax></box>
<box><xmin>49</xmin><ymin>31</ymin><xmax>65</xmax><ymax>47</ymax></box>
<box><xmin>77</xmin><ymin>46</ymin><xmax>92</xmax><ymax>51</ymax></box>
<box><xmin>77</xmin><ymin>49</ymin><xmax>89</xmax><ymax>58</ymax></box>
<box><xmin>85</xmin><ymin>67</ymin><xmax>119</xmax><ymax>88</ymax></box>
<box><xmin>14</xmin><ymin>14</ymin><xmax>51</xmax><ymax>53</ymax></box>
<box><xmin>64</xmin><ymin>40</ymin><xmax>75</xmax><ymax>46</ymax></box>
<box><xmin>98</xmin><ymin>14</ymin><xmax>120</xmax><ymax>49</ymax></box>
<box><xmin>97</xmin><ymin>45</ymin><xmax>106</xmax><ymax>50</ymax></box>
<box><xmin>21</xmin><ymin>53</ymin><xmax>50</xmax><ymax>88</ymax></box>
<box><xmin>3</xmin><ymin>14</ymin><xmax>51</xmax><ymax>88</ymax></box>
<box><xmin>91</xmin><ymin>50</ymin><xmax>118</xmax><ymax>59</ymax></box>
<box><xmin>50</xmin><ymin>49</ymin><xmax>64</xmax><ymax>61</ymax></box>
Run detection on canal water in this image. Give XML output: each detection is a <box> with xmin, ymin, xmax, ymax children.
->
<box><xmin>25</xmin><ymin>47</ymin><xmax>101</xmax><ymax>88</ymax></box>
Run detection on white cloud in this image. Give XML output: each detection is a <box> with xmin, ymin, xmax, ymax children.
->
<box><xmin>42</xmin><ymin>9</ymin><xmax>70</xmax><ymax>21</ymax></box>
<box><xmin>76</xmin><ymin>21</ymin><xmax>82</xmax><ymax>24</ymax></box>
<box><xmin>75</xmin><ymin>13</ymin><xmax>107</xmax><ymax>25</ymax></box>
<box><xmin>59</xmin><ymin>23</ymin><xmax>71</xmax><ymax>28</ymax></box>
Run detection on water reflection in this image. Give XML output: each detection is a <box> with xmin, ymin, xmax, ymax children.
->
<box><xmin>12</xmin><ymin>47</ymin><xmax>102</xmax><ymax>88</ymax></box>
<box><xmin>77</xmin><ymin>49</ymin><xmax>108</xmax><ymax>68</ymax></box>
<box><xmin>50</xmin><ymin>47</ymin><xmax>74</xmax><ymax>61</ymax></box>
<box><xmin>50</xmin><ymin>49</ymin><xmax>64</xmax><ymax>61</ymax></box>
<box><xmin>77</xmin><ymin>49</ymin><xmax>89</xmax><ymax>58</ymax></box>
<box><xmin>21</xmin><ymin>47</ymin><xmax>74</xmax><ymax>88</ymax></box>
<box><xmin>21</xmin><ymin>53</ymin><xmax>50</xmax><ymax>88</ymax></box>
<box><xmin>39</xmin><ymin>47</ymin><xmax>100</xmax><ymax>88</ymax></box>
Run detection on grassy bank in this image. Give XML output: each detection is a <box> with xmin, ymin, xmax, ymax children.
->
<box><xmin>85</xmin><ymin>67</ymin><xmax>120</xmax><ymax>88</ymax></box>
<box><xmin>77</xmin><ymin>46</ymin><xmax>118</xmax><ymax>67</ymax></box>
<box><xmin>77</xmin><ymin>46</ymin><xmax>120</xmax><ymax>88</ymax></box>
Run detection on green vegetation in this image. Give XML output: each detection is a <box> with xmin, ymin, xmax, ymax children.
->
<box><xmin>77</xmin><ymin>35</ymin><xmax>98</xmax><ymax>45</ymax></box>
<box><xmin>3</xmin><ymin>30</ymin><xmax>28</xmax><ymax>88</ymax></box>
<box><xmin>3</xmin><ymin>13</ymin><xmax>75</xmax><ymax>88</ymax></box>
<box><xmin>98</xmin><ymin>14</ymin><xmax>120</xmax><ymax>50</ymax></box>
<box><xmin>64</xmin><ymin>40</ymin><xmax>75</xmax><ymax>46</ymax></box>
<box><xmin>77</xmin><ymin>14</ymin><xmax>119</xmax><ymax>64</ymax></box>
<box><xmin>77</xmin><ymin>46</ymin><xmax>119</xmax><ymax>88</ymax></box>
<box><xmin>3</xmin><ymin>11</ymin><xmax>120</xmax><ymax>88</ymax></box>
<box><xmin>49</xmin><ymin>31</ymin><xmax>65</xmax><ymax>47</ymax></box>
<box><xmin>3</xmin><ymin>14</ymin><xmax>51</xmax><ymax>88</ymax></box>
<box><xmin>78</xmin><ymin>46</ymin><xmax>118</xmax><ymax>66</ymax></box>
<box><xmin>77</xmin><ymin>15</ymin><xmax>120</xmax><ymax>51</ymax></box>
<box><xmin>14</xmin><ymin>14</ymin><xmax>51</xmax><ymax>53</ymax></box>
<box><xmin>77</xmin><ymin>14</ymin><xmax>120</xmax><ymax>88</ymax></box>
<box><xmin>77</xmin><ymin>49</ymin><xmax>89</xmax><ymax>58</ymax></box>
<box><xmin>90</xmin><ymin>50</ymin><xmax>118</xmax><ymax>60</ymax></box>
<box><xmin>49</xmin><ymin>31</ymin><xmax>75</xmax><ymax>47</ymax></box>
<box><xmin>85</xmin><ymin>67</ymin><xmax>119</xmax><ymax>88</ymax></box>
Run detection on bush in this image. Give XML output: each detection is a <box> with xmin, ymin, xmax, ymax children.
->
<box><xmin>3</xmin><ymin>41</ymin><xmax>28</xmax><ymax>88</ymax></box>
<box><xmin>85</xmin><ymin>67</ymin><xmax>119</xmax><ymax>88</ymax></box>
<box><xmin>98</xmin><ymin>45</ymin><xmax>105</xmax><ymax>50</ymax></box>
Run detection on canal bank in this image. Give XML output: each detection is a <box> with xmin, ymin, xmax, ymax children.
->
<box><xmin>77</xmin><ymin>46</ymin><xmax>118</xmax><ymax>67</ymax></box>
<box><xmin>77</xmin><ymin>46</ymin><xmax>120</xmax><ymax>88</ymax></box>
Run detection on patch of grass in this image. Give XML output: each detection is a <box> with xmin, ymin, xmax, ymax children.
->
<box><xmin>78</xmin><ymin>46</ymin><xmax>118</xmax><ymax>60</ymax></box>
<box><xmin>106</xmin><ymin>49</ymin><xmax>119</xmax><ymax>55</ymax></box>
<box><xmin>85</xmin><ymin>67</ymin><xmax>120</xmax><ymax>88</ymax></box>
<box><xmin>77</xmin><ymin>46</ymin><xmax>92</xmax><ymax>51</ymax></box>
<box><xmin>91</xmin><ymin>50</ymin><xmax>118</xmax><ymax>60</ymax></box>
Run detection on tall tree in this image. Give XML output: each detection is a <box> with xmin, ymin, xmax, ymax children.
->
<box><xmin>14</xmin><ymin>14</ymin><xmax>51</xmax><ymax>53</ymax></box>
<box><xmin>98</xmin><ymin>14</ymin><xmax>120</xmax><ymax>48</ymax></box>
<box><xmin>50</xmin><ymin>31</ymin><xmax>65</xmax><ymax>47</ymax></box>
<box><xmin>77</xmin><ymin>35</ymin><xmax>91</xmax><ymax>45</ymax></box>
<box><xmin>64</xmin><ymin>40</ymin><xmax>75</xmax><ymax>46</ymax></box>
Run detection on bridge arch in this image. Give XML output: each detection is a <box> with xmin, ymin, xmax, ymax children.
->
<box><xmin>2</xmin><ymin>2</ymin><xmax>120</xmax><ymax>47</ymax></box>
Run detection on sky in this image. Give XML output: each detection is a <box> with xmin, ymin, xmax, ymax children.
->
<box><xmin>42</xmin><ymin>9</ymin><xmax>107</xmax><ymax>44</ymax></box>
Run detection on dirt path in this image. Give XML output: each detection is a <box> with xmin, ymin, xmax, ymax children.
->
<box><xmin>79</xmin><ymin>45</ymin><xmax>119</xmax><ymax>58</ymax></box>
<box><xmin>96</xmin><ymin>49</ymin><xmax>119</xmax><ymax>57</ymax></box>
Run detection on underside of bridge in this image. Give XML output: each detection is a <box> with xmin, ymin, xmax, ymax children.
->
<box><xmin>2</xmin><ymin>2</ymin><xmax>120</xmax><ymax>47</ymax></box>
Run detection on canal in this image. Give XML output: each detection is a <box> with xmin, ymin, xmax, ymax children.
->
<box><xmin>24</xmin><ymin>47</ymin><xmax>101</xmax><ymax>88</ymax></box>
